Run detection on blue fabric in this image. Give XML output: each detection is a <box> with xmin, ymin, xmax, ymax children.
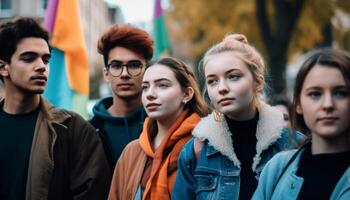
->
<box><xmin>133</xmin><ymin>185</ymin><xmax>142</xmax><ymax>200</ymax></box>
<box><xmin>252</xmin><ymin>147</ymin><xmax>350</xmax><ymax>200</ymax></box>
<box><xmin>171</xmin><ymin>128</ymin><xmax>299</xmax><ymax>200</ymax></box>
<box><xmin>43</xmin><ymin>48</ymin><xmax>73</xmax><ymax>109</ymax></box>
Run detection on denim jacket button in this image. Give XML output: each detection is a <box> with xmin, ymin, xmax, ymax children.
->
<box><xmin>224</xmin><ymin>160</ymin><xmax>232</xmax><ymax>167</ymax></box>
<box><xmin>290</xmin><ymin>183</ymin><xmax>295</xmax><ymax>190</ymax></box>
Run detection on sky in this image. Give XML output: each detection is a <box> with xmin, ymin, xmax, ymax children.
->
<box><xmin>105</xmin><ymin>0</ymin><xmax>154</xmax><ymax>23</ymax></box>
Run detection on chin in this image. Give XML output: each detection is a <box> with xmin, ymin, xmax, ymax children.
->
<box><xmin>220</xmin><ymin>107</ymin><xmax>237</xmax><ymax>116</ymax></box>
<box><xmin>316</xmin><ymin>129</ymin><xmax>346</xmax><ymax>139</ymax></box>
<box><xmin>147</xmin><ymin>113</ymin><xmax>161</xmax><ymax>120</ymax></box>
<box><xmin>117</xmin><ymin>92</ymin><xmax>140</xmax><ymax>100</ymax></box>
<box><xmin>33</xmin><ymin>88</ymin><xmax>45</xmax><ymax>94</ymax></box>
<box><xmin>147</xmin><ymin>113</ymin><xmax>170</xmax><ymax>121</ymax></box>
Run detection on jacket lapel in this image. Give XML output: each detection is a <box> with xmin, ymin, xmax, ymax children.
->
<box><xmin>193</xmin><ymin>102</ymin><xmax>284</xmax><ymax>172</ymax></box>
<box><xmin>26</xmin><ymin>98</ymin><xmax>70</xmax><ymax>200</ymax></box>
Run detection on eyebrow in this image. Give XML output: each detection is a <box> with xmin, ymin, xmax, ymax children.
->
<box><xmin>305</xmin><ymin>85</ymin><xmax>349</xmax><ymax>91</ymax></box>
<box><xmin>19</xmin><ymin>51</ymin><xmax>51</xmax><ymax>58</ymax></box>
<box><xmin>142</xmin><ymin>78</ymin><xmax>171</xmax><ymax>84</ymax></box>
<box><xmin>110</xmin><ymin>59</ymin><xmax>141</xmax><ymax>63</ymax></box>
<box><xmin>206</xmin><ymin>68</ymin><xmax>241</xmax><ymax>78</ymax></box>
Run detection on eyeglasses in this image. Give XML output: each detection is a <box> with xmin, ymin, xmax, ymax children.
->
<box><xmin>107</xmin><ymin>60</ymin><xmax>144</xmax><ymax>77</ymax></box>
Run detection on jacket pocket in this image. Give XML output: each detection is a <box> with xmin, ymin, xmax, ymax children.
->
<box><xmin>194</xmin><ymin>174</ymin><xmax>218</xmax><ymax>200</ymax></box>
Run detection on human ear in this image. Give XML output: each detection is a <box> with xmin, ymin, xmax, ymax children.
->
<box><xmin>102</xmin><ymin>67</ymin><xmax>110</xmax><ymax>83</ymax></box>
<box><xmin>183</xmin><ymin>87</ymin><xmax>194</xmax><ymax>103</ymax></box>
<box><xmin>0</xmin><ymin>60</ymin><xmax>9</xmax><ymax>77</ymax></box>
<box><xmin>255</xmin><ymin>75</ymin><xmax>264</xmax><ymax>92</ymax></box>
<box><xmin>296</xmin><ymin>104</ymin><xmax>303</xmax><ymax>114</ymax></box>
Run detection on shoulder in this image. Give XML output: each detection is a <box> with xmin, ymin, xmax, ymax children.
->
<box><xmin>40</xmin><ymin>98</ymin><xmax>86</xmax><ymax>125</ymax></box>
<box><xmin>88</xmin><ymin>115</ymin><xmax>103</xmax><ymax>129</ymax></box>
<box><xmin>179</xmin><ymin>139</ymin><xmax>196</xmax><ymax>162</ymax></box>
<box><xmin>192</xmin><ymin>113</ymin><xmax>228</xmax><ymax>141</ymax></box>
<box><xmin>63</xmin><ymin>110</ymin><xmax>95</xmax><ymax>130</ymax></box>
<box><xmin>275</xmin><ymin>128</ymin><xmax>307</xmax><ymax>150</ymax></box>
<box><xmin>258</xmin><ymin>102</ymin><xmax>285</xmax><ymax>136</ymax></box>
<box><xmin>263</xmin><ymin>149</ymin><xmax>298</xmax><ymax>173</ymax></box>
<box><xmin>119</xmin><ymin>140</ymin><xmax>144</xmax><ymax>162</ymax></box>
<box><xmin>116</xmin><ymin>139</ymin><xmax>147</xmax><ymax>174</ymax></box>
<box><xmin>123</xmin><ymin>140</ymin><xmax>142</xmax><ymax>153</ymax></box>
<box><xmin>42</xmin><ymin>102</ymin><xmax>97</xmax><ymax>137</ymax></box>
<box><xmin>270</xmin><ymin>149</ymin><xmax>297</xmax><ymax>163</ymax></box>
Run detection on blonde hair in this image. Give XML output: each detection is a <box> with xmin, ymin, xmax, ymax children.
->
<box><xmin>199</xmin><ymin>34</ymin><xmax>265</xmax><ymax>109</ymax></box>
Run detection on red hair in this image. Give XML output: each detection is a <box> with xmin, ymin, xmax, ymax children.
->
<box><xmin>97</xmin><ymin>24</ymin><xmax>154</xmax><ymax>66</ymax></box>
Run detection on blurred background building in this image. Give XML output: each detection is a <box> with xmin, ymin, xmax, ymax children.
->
<box><xmin>1</xmin><ymin>0</ymin><xmax>350</xmax><ymax>111</ymax></box>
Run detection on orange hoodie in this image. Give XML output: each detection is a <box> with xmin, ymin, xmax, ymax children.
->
<box><xmin>139</xmin><ymin>110</ymin><xmax>200</xmax><ymax>200</ymax></box>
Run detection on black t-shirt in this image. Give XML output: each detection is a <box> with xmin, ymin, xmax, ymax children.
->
<box><xmin>0</xmin><ymin>106</ymin><xmax>39</xmax><ymax>200</ymax></box>
<box><xmin>226</xmin><ymin>112</ymin><xmax>259</xmax><ymax>200</ymax></box>
<box><xmin>297</xmin><ymin>144</ymin><xmax>350</xmax><ymax>200</ymax></box>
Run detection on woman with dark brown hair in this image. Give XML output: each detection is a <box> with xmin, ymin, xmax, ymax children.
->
<box><xmin>253</xmin><ymin>48</ymin><xmax>350</xmax><ymax>200</ymax></box>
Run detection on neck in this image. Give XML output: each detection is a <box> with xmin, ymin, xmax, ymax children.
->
<box><xmin>226</xmin><ymin>104</ymin><xmax>256</xmax><ymax>121</ymax></box>
<box><xmin>108</xmin><ymin>95</ymin><xmax>142</xmax><ymax>117</ymax></box>
<box><xmin>3</xmin><ymin>90</ymin><xmax>40</xmax><ymax>114</ymax></box>
<box><xmin>311</xmin><ymin>133</ymin><xmax>350</xmax><ymax>154</ymax></box>
<box><xmin>152</xmin><ymin>108</ymin><xmax>185</xmax><ymax>149</ymax></box>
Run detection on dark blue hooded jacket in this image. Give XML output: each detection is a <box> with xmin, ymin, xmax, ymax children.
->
<box><xmin>89</xmin><ymin>97</ymin><xmax>146</xmax><ymax>171</ymax></box>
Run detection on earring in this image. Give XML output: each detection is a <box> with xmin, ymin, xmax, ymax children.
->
<box><xmin>183</xmin><ymin>100</ymin><xmax>187</xmax><ymax>104</ymax></box>
<box><xmin>213</xmin><ymin>110</ymin><xmax>222</xmax><ymax>122</ymax></box>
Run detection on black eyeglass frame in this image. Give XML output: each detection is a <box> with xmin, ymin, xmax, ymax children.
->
<box><xmin>106</xmin><ymin>60</ymin><xmax>145</xmax><ymax>77</ymax></box>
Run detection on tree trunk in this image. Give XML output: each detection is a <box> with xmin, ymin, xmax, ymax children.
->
<box><xmin>267</xmin><ymin>52</ymin><xmax>287</xmax><ymax>96</ymax></box>
<box><xmin>256</xmin><ymin>0</ymin><xmax>305</xmax><ymax>99</ymax></box>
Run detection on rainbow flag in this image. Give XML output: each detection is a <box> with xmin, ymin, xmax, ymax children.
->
<box><xmin>43</xmin><ymin>0</ymin><xmax>89</xmax><ymax>118</ymax></box>
<box><xmin>153</xmin><ymin>0</ymin><xmax>171</xmax><ymax>58</ymax></box>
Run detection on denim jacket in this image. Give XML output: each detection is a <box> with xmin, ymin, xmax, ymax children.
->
<box><xmin>172</xmin><ymin>102</ymin><xmax>304</xmax><ymax>200</ymax></box>
<box><xmin>252</xmin><ymin>147</ymin><xmax>350</xmax><ymax>200</ymax></box>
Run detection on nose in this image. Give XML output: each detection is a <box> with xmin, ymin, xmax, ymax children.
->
<box><xmin>34</xmin><ymin>59</ymin><xmax>47</xmax><ymax>73</ymax></box>
<box><xmin>145</xmin><ymin>86</ymin><xmax>157</xmax><ymax>101</ymax></box>
<box><xmin>218</xmin><ymin>79</ymin><xmax>229</xmax><ymax>95</ymax></box>
<box><xmin>120</xmin><ymin>66</ymin><xmax>130</xmax><ymax>78</ymax></box>
<box><xmin>322</xmin><ymin>92</ymin><xmax>334</xmax><ymax>112</ymax></box>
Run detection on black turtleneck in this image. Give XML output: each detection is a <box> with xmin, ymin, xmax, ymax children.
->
<box><xmin>225</xmin><ymin>112</ymin><xmax>259</xmax><ymax>200</ymax></box>
<box><xmin>297</xmin><ymin>143</ymin><xmax>350</xmax><ymax>200</ymax></box>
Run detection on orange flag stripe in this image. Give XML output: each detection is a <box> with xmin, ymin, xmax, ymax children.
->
<box><xmin>51</xmin><ymin>0</ymin><xmax>89</xmax><ymax>96</ymax></box>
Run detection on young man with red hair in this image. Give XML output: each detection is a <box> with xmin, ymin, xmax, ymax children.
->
<box><xmin>90</xmin><ymin>24</ymin><xmax>153</xmax><ymax>171</ymax></box>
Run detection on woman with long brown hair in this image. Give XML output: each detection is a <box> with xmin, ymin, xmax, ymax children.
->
<box><xmin>253</xmin><ymin>48</ymin><xmax>350</xmax><ymax>200</ymax></box>
<box><xmin>108</xmin><ymin>57</ymin><xmax>208</xmax><ymax>200</ymax></box>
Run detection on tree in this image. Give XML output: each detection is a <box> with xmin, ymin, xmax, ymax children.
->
<box><xmin>256</xmin><ymin>0</ymin><xmax>305</xmax><ymax>96</ymax></box>
<box><xmin>168</xmin><ymin>0</ymin><xmax>350</xmax><ymax>97</ymax></box>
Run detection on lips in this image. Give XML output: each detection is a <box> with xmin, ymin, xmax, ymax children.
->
<box><xmin>117</xmin><ymin>83</ymin><xmax>133</xmax><ymax>86</ymax></box>
<box><xmin>117</xmin><ymin>83</ymin><xmax>133</xmax><ymax>89</ymax></box>
<box><xmin>30</xmin><ymin>75</ymin><xmax>47</xmax><ymax>83</ymax></box>
<box><xmin>317</xmin><ymin>116</ymin><xmax>338</xmax><ymax>123</ymax></box>
<box><xmin>116</xmin><ymin>83</ymin><xmax>134</xmax><ymax>91</ymax></box>
<box><xmin>218</xmin><ymin>98</ymin><xmax>235</xmax><ymax>105</ymax></box>
<box><xmin>146</xmin><ymin>103</ymin><xmax>161</xmax><ymax>111</ymax></box>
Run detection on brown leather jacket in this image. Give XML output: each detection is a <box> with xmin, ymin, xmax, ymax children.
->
<box><xmin>108</xmin><ymin>140</ymin><xmax>147</xmax><ymax>200</ymax></box>
<box><xmin>2</xmin><ymin>97</ymin><xmax>111</xmax><ymax>200</ymax></box>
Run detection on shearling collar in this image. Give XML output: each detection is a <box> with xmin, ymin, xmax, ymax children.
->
<box><xmin>192</xmin><ymin>102</ymin><xmax>284</xmax><ymax>172</ymax></box>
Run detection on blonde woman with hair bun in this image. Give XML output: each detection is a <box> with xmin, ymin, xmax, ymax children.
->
<box><xmin>171</xmin><ymin>34</ymin><xmax>305</xmax><ymax>200</ymax></box>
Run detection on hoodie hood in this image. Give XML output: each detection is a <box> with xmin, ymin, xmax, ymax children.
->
<box><xmin>92</xmin><ymin>97</ymin><xmax>146</xmax><ymax>123</ymax></box>
<box><xmin>91</xmin><ymin>97</ymin><xmax>147</xmax><ymax>164</ymax></box>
